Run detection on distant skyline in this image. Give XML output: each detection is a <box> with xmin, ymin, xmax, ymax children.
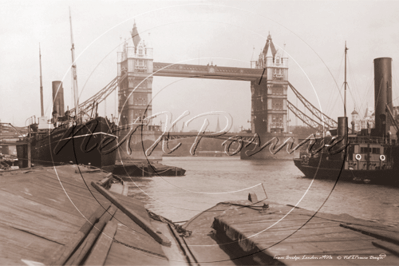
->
<box><xmin>1</xmin><ymin>1</ymin><xmax>399</xmax><ymax>129</ymax></box>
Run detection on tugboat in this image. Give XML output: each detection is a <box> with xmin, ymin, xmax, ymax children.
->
<box><xmin>294</xmin><ymin>45</ymin><xmax>399</xmax><ymax>185</ymax></box>
<box><xmin>25</xmin><ymin>10</ymin><xmax>117</xmax><ymax>170</ymax></box>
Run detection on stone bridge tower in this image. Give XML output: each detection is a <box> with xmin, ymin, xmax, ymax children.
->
<box><xmin>117</xmin><ymin>22</ymin><xmax>153</xmax><ymax>128</ymax></box>
<box><xmin>250</xmin><ymin>33</ymin><xmax>288</xmax><ymax>134</ymax></box>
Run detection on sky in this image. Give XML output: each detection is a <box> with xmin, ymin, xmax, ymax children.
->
<box><xmin>1</xmin><ymin>0</ymin><xmax>399</xmax><ymax>131</ymax></box>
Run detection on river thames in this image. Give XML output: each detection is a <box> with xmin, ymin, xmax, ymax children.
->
<box><xmin>125</xmin><ymin>157</ymin><xmax>399</xmax><ymax>227</ymax></box>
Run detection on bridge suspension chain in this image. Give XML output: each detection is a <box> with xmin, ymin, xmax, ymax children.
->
<box><xmin>286</xmin><ymin>100</ymin><xmax>324</xmax><ymax>131</ymax></box>
<box><xmin>288</xmin><ymin>82</ymin><xmax>337</xmax><ymax>129</ymax></box>
<box><xmin>69</xmin><ymin>73</ymin><xmax>127</xmax><ymax>118</ymax></box>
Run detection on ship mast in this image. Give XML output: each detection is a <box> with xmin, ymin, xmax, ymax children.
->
<box><xmin>344</xmin><ymin>42</ymin><xmax>348</xmax><ymax>118</ymax></box>
<box><xmin>39</xmin><ymin>43</ymin><xmax>44</xmax><ymax>117</ymax></box>
<box><xmin>69</xmin><ymin>8</ymin><xmax>79</xmax><ymax>119</ymax></box>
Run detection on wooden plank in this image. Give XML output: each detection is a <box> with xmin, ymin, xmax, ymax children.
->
<box><xmin>304</xmin><ymin>239</ymin><xmax>378</xmax><ymax>253</ymax></box>
<box><xmin>97</xmin><ymin>173</ymin><xmax>113</xmax><ymax>186</ymax></box>
<box><xmin>104</xmin><ymin>241</ymin><xmax>169</xmax><ymax>266</ymax></box>
<box><xmin>0</xmin><ymin>166</ymin><xmax>119</xmax><ymax>265</ymax></box>
<box><xmin>91</xmin><ymin>181</ymin><xmax>171</xmax><ymax>247</ymax></box>
<box><xmin>0</xmin><ymin>189</ymin><xmax>84</xmax><ymax>229</ymax></box>
<box><xmin>220</xmin><ymin>221</ymin><xmax>339</xmax><ymax>236</ymax></box>
<box><xmin>112</xmin><ymin>208</ymin><xmax>150</xmax><ymax>236</ymax></box>
<box><xmin>0</xmin><ymin>224</ymin><xmax>61</xmax><ymax>265</ymax></box>
<box><xmin>113</xmin><ymin>223</ymin><xmax>166</xmax><ymax>258</ymax></box>
<box><xmin>0</xmin><ymin>200</ymin><xmax>79</xmax><ymax>244</ymax></box>
<box><xmin>372</xmin><ymin>240</ymin><xmax>399</xmax><ymax>256</ymax></box>
<box><xmin>65</xmin><ymin>205</ymin><xmax>117</xmax><ymax>266</ymax></box>
<box><xmin>161</xmin><ymin>221</ymin><xmax>195</xmax><ymax>266</ymax></box>
<box><xmin>83</xmin><ymin>219</ymin><xmax>118</xmax><ymax>266</ymax></box>
<box><xmin>341</xmin><ymin>223</ymin><xmax>399</xmax><ymax>244</ymax></box>
<box><xmin>18</xmin><ymin>166</ymin><xmax>110</xmax><ymax>193</ymax></box>
<box><xmin>183</xmin><ymin>204</ymin><xmax>254</xmax><ymax>265</ymax></box>
<box><xmin>48</xmin><ymin>203</ymin><xmax>111</xmax><ymax>265</ymax></box>
<box><xmin>0</xmin><ymin>172</ymin><xmax>106</xmax><ymax>202</ymax></box>
<box><xmin>110</xmin><ymin>193</ymin><xmax>151</xmax><ymax>222</ymax></box>
<box><xmin>0</xmin><ymin>178</ymin><xmax>112</xmax><ymax>219</ymax></box>
<box><xmin>254</xmin><ymin>230</ymin><xmax>372</xmax><ymax>245</ymax></box>
<box><xmin>0</xmin><ymin>184</ymin><xmax>108</xmax><ymax>225</ymax></box>
<box><xmin>232</xmin><ymin>222</ymin><xmax>353</xmax><ymax>237</ymax></box>
<box><xmin>212</xmin><ymin>208</ymin><xmax>392</xmax><ymax>265</ymax></box>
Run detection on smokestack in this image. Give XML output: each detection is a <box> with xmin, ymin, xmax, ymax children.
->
<box><xmin>52</xmin><ymin>81</ymin><xmax>65</xmax><ymax>116</ymax></box>
<box><xmin>374</xmin><ymin>57</ymin><xmax>393</xmax><ymax>137</ymax></box>
<box><xmin>337</xmin><ymin>116</ymin><xmax>348</xmax><ymax>137</ymax></box>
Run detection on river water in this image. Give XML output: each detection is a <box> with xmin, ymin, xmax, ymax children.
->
<box><xmin>125</xmin><ymin>157</ymin><xmax>399</xmax><ymax>227</ymax></box>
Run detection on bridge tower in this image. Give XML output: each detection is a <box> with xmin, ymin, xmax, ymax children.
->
<box><xmin>250</xmin><ymin>33</ymin><xmax>288</xmax><ymax>134</ymax></box>
<box><xmin>117</xmin><ymin>22</ymin><xmax>153</xmax><ymax>127</ymax></box>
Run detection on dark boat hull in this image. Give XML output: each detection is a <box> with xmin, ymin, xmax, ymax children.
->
<box><xmin>294</xmin><ymin>158</ymin><xmax>399</xmax><ymax>185</ymax></box>
<box><xmin>32</xmin><ymin>117</ymin><xmax>117</xmax><ymax>170</ymax></box>
<box><xmin>113</xmin><ymin>162</ymin><xmax>185</xmax><ymax>177</ymax></box>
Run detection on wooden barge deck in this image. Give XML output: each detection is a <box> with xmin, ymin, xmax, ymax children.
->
<box><xmin>0</xmin><ymin>165</ymin><xmax>188</xmax><ymax>265</ymax></box>
<box><xmin>183</xmin><ymin>196</ymin><xmax>399</xmax><ymax>265</ymax></box>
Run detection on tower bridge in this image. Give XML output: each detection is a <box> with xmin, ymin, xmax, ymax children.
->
<box><xmin>117</xmin><ymin>22</ymin><xmax>292</xmax><ymax>136</ymax></box>
<box><xmin>70</xmin><ymin>22</ymin><xmax>337</xmax><ymax>159</ymax></box>
<box><xmin>72</xmin><ymin>22</ymin><xmax>336</xmax><ymax>136</ymax></box>
<box><xmin>152</xmin><ymin>62</ymin><xmax>263</xmax><ymax>81</ymax></box>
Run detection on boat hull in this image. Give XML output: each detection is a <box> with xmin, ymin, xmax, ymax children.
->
<box><xmin>32</xmin><ymin>117</ymin><xmax>117</xmax><ymax>170</ymax></box>
<box><xmin>294</xmin><ymin>158</ymin><xmax>399</xmax><ymax>185</ymax></box>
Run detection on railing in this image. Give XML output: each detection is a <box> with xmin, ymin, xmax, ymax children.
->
<box><xmin>25</xmin><ymin>116</ymin><xmax>36</xmax><ymax>126</ymax></box>
<box><xmin>348</xmin><ymin>136</ymin><xmax>386</xmax><ymax>144</ymax></box>
<box><xmin>270</xmin><ymin>122</ymin><xmax>284</xmax><ymax>128</ymax></box>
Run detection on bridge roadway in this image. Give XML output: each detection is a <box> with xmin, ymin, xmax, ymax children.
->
<box><xmin>153</xmin><ymin>62</ymin><xmax>264</xmax><ymax>81</ymax></box>
<box><xmin>159</xmin><ymin>131</ymin><xmax>256</xmax><ymax>141</ymax></box>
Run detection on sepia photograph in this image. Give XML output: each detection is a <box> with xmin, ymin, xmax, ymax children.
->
<box><xmin>1</xmin><ymin>0</ymin><xmax>399</xmax><ymax>265</ymax></box>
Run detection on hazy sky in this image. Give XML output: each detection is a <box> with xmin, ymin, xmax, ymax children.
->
<box><xmin>1</xmin><ymin>0</ymin><xmax>399</xmax><ymax>130</ymax></box>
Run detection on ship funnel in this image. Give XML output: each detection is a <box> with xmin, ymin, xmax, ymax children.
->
<box><xmin>52</xmin><ymin>81</ymin><xmax>65</xmax><ymax>116</ymax></box>
<box><xmin>337</xmin><ymin>116</ymin><xmax>348</xmax><ymax>137</ymax></box>
<box><xmin>374</xmin><ymin>57</ymin><xmax>393</xmax><ymax>137</ymax></box>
